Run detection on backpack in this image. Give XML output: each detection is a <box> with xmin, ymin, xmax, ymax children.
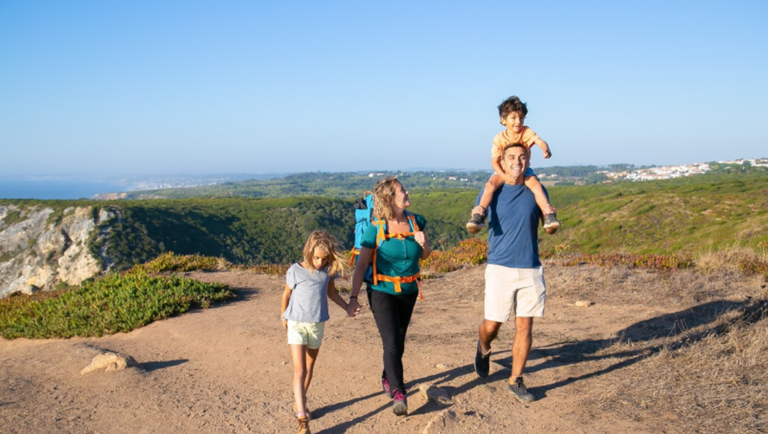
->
<box><xmin>350</xmin><ymin>191</ymin><xmax>423</xmax><ymax>298</ymax></box>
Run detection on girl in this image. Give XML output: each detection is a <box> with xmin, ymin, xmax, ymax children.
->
<box><xmin>281</xmin><ymin>230</ymin><xmax>352</xmax><ymax>434</ymax></box>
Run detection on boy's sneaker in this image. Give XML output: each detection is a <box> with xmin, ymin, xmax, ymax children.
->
<box><xmin>296</xmin><ymin>414</ymin><xmax>311</xmax><ymax>434</ymax></box>
<box><xmin>474</xmin><ymin>340</ymin><xmax>490</xmax><ymax>378</ymax></box>
<box><xmin>508</xmin><ymin>376</ymin><xmax>534</xmax><ymax>403</ymax></box>
<box><xmin>392</xmin><ymin>390</ymin><xmax>408</xmax><ymax>416</ymax></box>
<box><xmin>543</xmin><ymin>213</ymin><xmax>561</xmax><ymax>230</ymax></box>
<box><xmin>466</xmin><ymin>214</ymin><xmax>486</xmax><ymax>234</ymax></box>
<box><xmin>381</xmin><ymin>375</ymin><xmax>392</xmax><ymax>398</ymax></box>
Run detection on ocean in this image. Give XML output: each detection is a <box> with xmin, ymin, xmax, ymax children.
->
<box><xmin>0</xmin><ymin>179</ymin><xmax>127</xmax><ymax>200</ymax></box>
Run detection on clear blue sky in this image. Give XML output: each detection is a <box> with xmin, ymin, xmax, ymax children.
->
<box><xmin>1</xmin><ymin>0</ymin><xmax>766</xmax><ymax>177</ymax></box>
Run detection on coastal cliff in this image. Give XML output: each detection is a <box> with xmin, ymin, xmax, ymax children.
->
<box><xmin>0</xmin><ymin>205</ymin><xmax>115</xmax><ymax>298</ymax></box>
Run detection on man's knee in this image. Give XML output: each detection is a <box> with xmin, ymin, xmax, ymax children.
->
<box><xmin>514</xmin><ymin>317</ymin><xmax>533</xmax><ymax>334</ymax></box>
<box><xmin>480</xmin><ymin>319</ymin><xmax>502</xmax><ymax>336</ymax></box>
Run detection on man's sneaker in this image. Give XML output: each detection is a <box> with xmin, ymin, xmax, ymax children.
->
<box><xmin>474</xmin><ymin>340</ymin><xmax>491</xmax><ymax>378</ymax></box>
<box><xmin>508</xmin><ymin>376</ymin><xmax>534</xmax><ymax>403</ymax></box>
<box><xmin>466</xmin><ymin>213</ymin><xmax>486</xmax><ymax>234</ymax></box>
<box><xmin>381</xmin><ymin>374</ymin><xmax>392</xmax><ymax>398</ymax></box>
<box><xmin>392</xmin><ymin>390</ymin><xmax>408</xmax><ymax>416</ymax></box>
<box><xmin>543</xmin><ymin>213</ymin><xmax>561</xmax><ymax>230</ymax></box>
<box><xmin>296</xmin><ymin>414</ymin><xmax>311</xmax><ymax>434</ymax></box>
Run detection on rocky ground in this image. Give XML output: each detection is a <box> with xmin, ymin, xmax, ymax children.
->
<box><xmin>1</xmin><ymin>265</ymin><xmax>761</xmax><ymax>434</ymax></box>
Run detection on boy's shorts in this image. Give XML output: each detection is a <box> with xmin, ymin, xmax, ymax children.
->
<box><xmin>484</xmin><ymin>264</ymin><xmax>546</xmax><ymax>322</ymax></box>
<box><xmin>287</xmin><ymin>320</ymin><xmax>326</xmax><ymax>349</ymax></box>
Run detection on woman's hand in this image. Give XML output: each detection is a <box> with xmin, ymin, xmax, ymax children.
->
<box><xmin>347</xmin><ymin>299</ymin><xmax>361</xmax><ymax>317</ymax></box>
<box><xmin>414</xmin><ymin>231</ymin><xmax>427</xmax><ymax>248</ymax></box>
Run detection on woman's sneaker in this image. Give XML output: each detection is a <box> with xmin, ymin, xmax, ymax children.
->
<box><xmin>543</xmin><ymin>213</ymin><xmax>561</xmax><ymax>230</ymax></box>
<box><xmin>508</xmin><ymin>376</ymin><xmax>534</xmax><ymax>403</ymax></box>
<box><xmin>381</xmin><ymin>375</ymin><xmax>392</xmax><ymax>398</ymax></box>
<box><xmin>466</xmin><ymin>214</ymin><xmax>486</xmax><ymax>234</ymax></box>
<box><xmin>392</xmin><ymin>390</ymin><xmax>407</xmax><ymax>416</ymax></box>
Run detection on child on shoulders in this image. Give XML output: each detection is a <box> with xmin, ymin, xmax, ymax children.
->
<box><xmin>467</xmin><ymin>95</ymin><xmax>561</xmax><ymax>233</ymax></box>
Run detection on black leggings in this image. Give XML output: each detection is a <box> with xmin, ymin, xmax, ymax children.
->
<box><xmin>368</xmin><ymin>289</ymin><xmax>418</xmax><ymax>394</ymax></box>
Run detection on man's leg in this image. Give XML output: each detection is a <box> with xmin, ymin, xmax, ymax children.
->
<box><xmin>510</xmin><ymin>316</ymin><xmax>533</xmax><ymax>380</ymax></box>
<box><xmin>509</xmin><ymin>316</ymin><xmax>535</xmax><ymax>402</ymax></box>
<box><xmin>475</xmin><ymin>319</ymin><xmax>501</xmax><ymax>377</ymax></box>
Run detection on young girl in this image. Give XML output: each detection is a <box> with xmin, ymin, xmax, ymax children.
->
<box><xmin>281</xmin><ymin>230</ymin><xmax>352</xmax><ymax>434</ymax></box>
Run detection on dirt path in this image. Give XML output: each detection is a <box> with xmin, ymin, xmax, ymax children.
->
<box><xmin>1</xmin><ymin>266</ymin><xmax>699</xmax><ymax>433</ymax></box>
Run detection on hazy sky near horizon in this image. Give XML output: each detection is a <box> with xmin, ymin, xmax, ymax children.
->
<box><xmin>1</xmin><ymin>1</ymin><xmax>766</xmax><ymax>177</ymax></box>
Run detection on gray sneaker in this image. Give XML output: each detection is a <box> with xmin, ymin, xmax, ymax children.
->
<box><xmin>466</xmin><ymin>214</ymin><xmax>486</xmax><ymax>234</ymax></box>
<box><xmin>543</xmin><ymin>213</ymin><xmax>561</xmax><ymax>230</ymax></box>
<box><xmin>508</xmin><ymin>376</ymin><xmax>534</xmax><ymax>403</ymax></box>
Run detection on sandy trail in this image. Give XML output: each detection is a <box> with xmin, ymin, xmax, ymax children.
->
<box><xmin>1</xmin><ymin>267</ymin><xmax>687</xmax><ymax>433</ymax></box>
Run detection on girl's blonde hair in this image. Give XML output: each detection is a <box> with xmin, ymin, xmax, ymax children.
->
<box><xmin>372</xmin><ymin>176</ymin><xmax>400</xmax><ymax>221</ymax></box>
<box><xmin>302</xmin><ymin>230</ymin><xmax>347</xmax><ymax>275</ymax></box>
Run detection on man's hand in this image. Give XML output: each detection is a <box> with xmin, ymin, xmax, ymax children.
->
<box><xmin>471</xmin><ymin>206</ymin><xmax>486</xmax><ymax>217</ymax></box>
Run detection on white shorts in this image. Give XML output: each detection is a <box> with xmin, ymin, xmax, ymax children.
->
<box><xmin>484</xmin><ymin>264</ymin><xmax>546</xmax><ymax>322</ymax></box>
<box><xmin>287</xmin><ymin>320</ymin><xmax>326</xmax><ymax>349</ymax></box>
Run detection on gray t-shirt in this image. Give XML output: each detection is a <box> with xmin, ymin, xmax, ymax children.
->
<box><xmin>283</xmin><ymin>263</ymin><xmax>336</xmax><ymax>323</ymax></box>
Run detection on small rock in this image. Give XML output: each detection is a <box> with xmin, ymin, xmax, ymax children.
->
<box><xmin>80</xmin><ymin>351</ymin><xmax>137</xmax><ymax>375</ymax></box>
<box><xmin>417</xmin><ymin>383</ymin><xmax>453</xmax><ymax>405</ymax></box>
<box><xmin>435</xmin><ymin>363</ymin><xmax>450</xmax><ymax>369</ymax></box>
<box><xmin>422</xmin><ymin>409</ymin><xmax>456</xmax><ymax>434</ymax></box>
<box><xmin>575</xmin><ymin>300</ymin><xmax>594</xmax><ymax>307</ymax></box>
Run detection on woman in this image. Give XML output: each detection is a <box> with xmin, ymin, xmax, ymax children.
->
<box><xmin>347</xmin><ymin>176</ymin><xmax>432</xmax><ymax>416</ymax></box>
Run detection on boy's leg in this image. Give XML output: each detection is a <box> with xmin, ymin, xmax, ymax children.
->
<box><xmin>524</xmin><ymin>175</ymin><xmax>561</xmax><ymax>230</ymax></box>
<box><xmin>467</xmin><ymin>175</ymin><xmax>504</xmax><ymax>233</ymax></box>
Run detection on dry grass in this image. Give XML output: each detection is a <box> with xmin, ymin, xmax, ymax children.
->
<box><xmin>542</xmin><ymin>262</ymin><xmax>768</xmax><ymax>433</ymax></box>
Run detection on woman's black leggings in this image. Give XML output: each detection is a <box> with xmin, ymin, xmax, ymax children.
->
<box><xmin>368</xmin><ymin>289</ymin><xmax>418</xmax><ymax>394</ymax></box>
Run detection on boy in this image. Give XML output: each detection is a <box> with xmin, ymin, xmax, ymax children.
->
<box><xmin>466</xmin><ymin>96</ymin><xmax>560</xmax><ymax>234</ymax></box>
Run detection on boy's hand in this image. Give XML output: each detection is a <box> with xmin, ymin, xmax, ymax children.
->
<box><xmin>542</xmin><ymin>148</ymin><xmax>552</xmax><ymax>159</ymax></box>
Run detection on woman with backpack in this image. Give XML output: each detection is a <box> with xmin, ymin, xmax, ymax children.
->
<box><xmin>347</xmin><ymin>176</ymin><xmax>432</xmax><ymax>416</ymax></box>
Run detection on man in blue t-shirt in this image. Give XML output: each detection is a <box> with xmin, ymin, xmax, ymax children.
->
<box><xmin>471</xmin><ymin>143</ymin><xmax>558</xmax><ymax>403</ymax></box>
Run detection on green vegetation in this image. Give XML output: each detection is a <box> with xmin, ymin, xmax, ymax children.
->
<box><xmin>1</xmin><ymin>209</ymin><xmax>26</xmax><ymax>227</ymax></box>
<box><xmin>0</xmin><ymin>268</ymin><xmax>234</xmax><ymax>339</ymax></box>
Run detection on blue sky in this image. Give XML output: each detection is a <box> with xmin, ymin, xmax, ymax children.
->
<box><xmin>1</xmin><ymin>0</ymin><xmax>766</xmax><ymax>177</ymax></box>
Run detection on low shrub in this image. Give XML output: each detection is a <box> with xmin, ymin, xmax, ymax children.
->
<box><xmin>0</xmin><ymin>268</ymin><xmax>234</xmax><ymax>339</ymax></box>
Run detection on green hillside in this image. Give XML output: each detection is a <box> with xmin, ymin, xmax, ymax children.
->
<box><xmin>3</xmin><ymin>170</ymin><xmax>767</xmax><ymax>271</ymax></box>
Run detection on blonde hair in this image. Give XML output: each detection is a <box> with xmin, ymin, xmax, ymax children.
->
<box><xmin>372</xmin><ymin>176</ymin><xmax>400</xmax><ymax>221</ymax></box>
<box><xmin>301</xmin><ymin>230</ymin><xmax>347</xmax><ymax>275</ymax></box>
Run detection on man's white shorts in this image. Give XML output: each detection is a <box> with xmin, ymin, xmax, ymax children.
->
<box><xmin>484</xmin><ymin>264</ymin><xmax>546</xmax><ymax>322</ymax></box>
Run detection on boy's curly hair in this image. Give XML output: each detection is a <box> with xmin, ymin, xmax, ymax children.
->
<box><xmin>498</xmin><ymin>95</ymin><xmax>529</xmax><ymax>119</ymax></box>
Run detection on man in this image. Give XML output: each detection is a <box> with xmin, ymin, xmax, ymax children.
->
<box><xmin>472</xmin><ymin>142</ymin><xmax>557</xmax><ymax>403</ymax></box>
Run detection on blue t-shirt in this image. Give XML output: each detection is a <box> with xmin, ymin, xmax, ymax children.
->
<box><xmin>475</xmin><ymin>183</ymin><xmax>543</xmax><ymax>268</ymax></box>
<box><xmin>283</xmin><ymin>263</ymin><xmax>336</xmax><ymax>322</ymax></box>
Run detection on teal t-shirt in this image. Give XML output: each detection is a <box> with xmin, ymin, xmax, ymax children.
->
<box><xmin>361</xmin><ymin>213</ymin><xmax>426</xmax><ymax>295</ymax></box>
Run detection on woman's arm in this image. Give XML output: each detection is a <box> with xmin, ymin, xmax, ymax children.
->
<box><xmin>347</xmin><ymin>246</ymin><xmax>373</xmax><ymax>316</ymax></box>
<box><xmin>280</xmin><ymin>284</ymin><xmax>292</xmax><ymax>330</ymax></box>
<box><xmin>326</xmin><ymin>279</ymin><xmax>350</xmax><ymax>314</ymax></box>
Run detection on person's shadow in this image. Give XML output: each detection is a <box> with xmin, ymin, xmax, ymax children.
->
<box><xmin>313</xmin><ymin>296</ymin><xmax>766</xmax><ymax>433</ymax></box>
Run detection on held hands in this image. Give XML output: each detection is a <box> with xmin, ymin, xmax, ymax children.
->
<box><xmin>347</xmin><ymin>299</ymin><xmax>361</xmax><ymax>317</ymax></box>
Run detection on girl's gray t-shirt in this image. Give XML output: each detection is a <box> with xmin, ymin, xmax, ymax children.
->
<box><xmin>283</xmin><ymin>263</ymin><xmax>335</xmax><ymax>323</ymax></box>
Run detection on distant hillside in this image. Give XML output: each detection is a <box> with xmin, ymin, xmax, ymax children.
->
<box><xmin>3</xmin><ymin>170</ymin><xmax>767</xmax><ymax>296</ymax></box>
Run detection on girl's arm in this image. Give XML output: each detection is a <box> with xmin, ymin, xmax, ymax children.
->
<box><xmin>326</xmin><ymin>279</ymin><xmax>350</xmax><ymax>315</ymax></box>
<box><xmin>280</xmin><ymin>284</ymin><xmax>292</xmax><ymax>330</ymax></box>
<box><xmin>347</xmin><ymin>246</ymin><xmax>373</xmax><ymax>316</ymax></box>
